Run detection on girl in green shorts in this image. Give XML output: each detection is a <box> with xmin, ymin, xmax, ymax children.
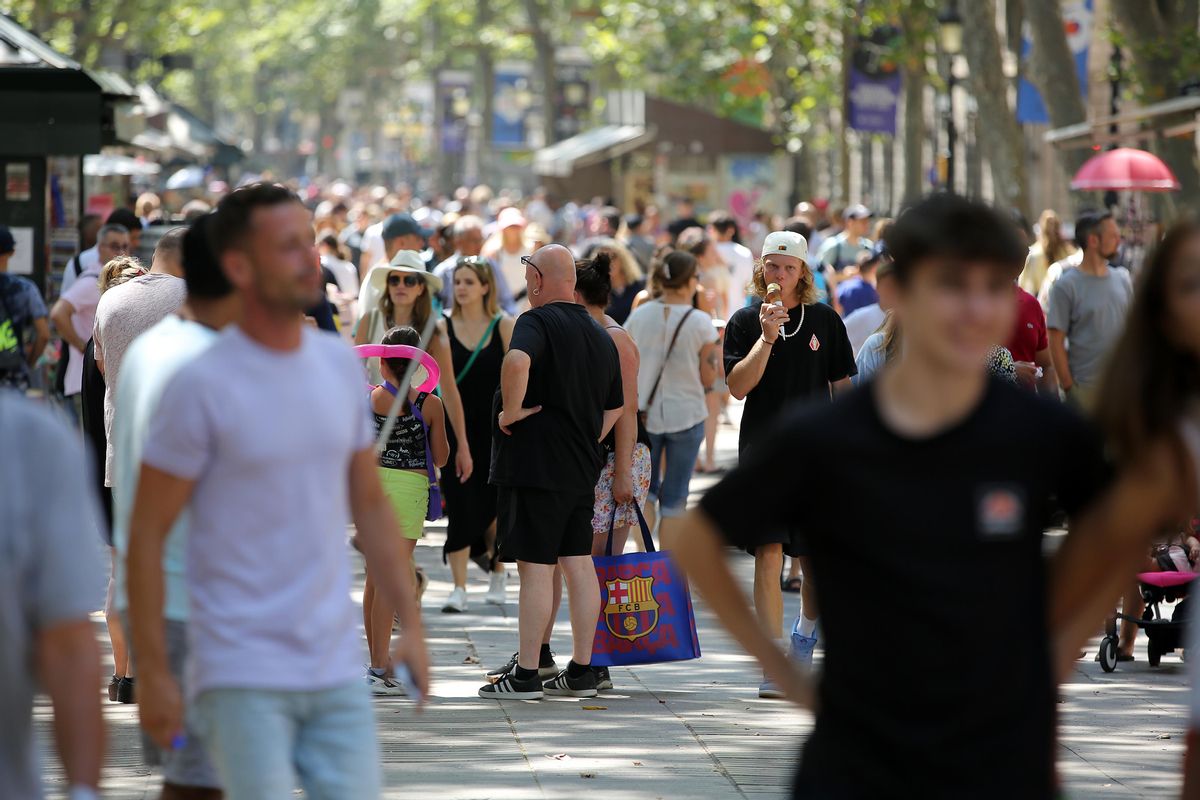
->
<box><xmin>364</xmin><ymin>326</ymin><xmax>449</xmax><ymax>695</ymax></box>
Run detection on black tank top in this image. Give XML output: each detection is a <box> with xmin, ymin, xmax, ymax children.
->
<box><xmin>374</xmin><ymin>392</ymin><xmax>429</xmax><ymax>471</ymax></box>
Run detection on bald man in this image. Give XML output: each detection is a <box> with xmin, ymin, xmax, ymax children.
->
<box><xmin>480</xmin><ymin>244</ymin><xmax>624</xmax><ymax>700</ymax></box>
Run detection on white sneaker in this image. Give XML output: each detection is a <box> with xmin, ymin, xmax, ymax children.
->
<box><xmin>366</xmin><ymin>670</ymin><xmax>406</xmax><ymax>696</ymax></box>
<box><xmin>485</xmin><ymin>571</ymin><xmax>508</xmax><ymax>606</ymax></box>
<box><xmin>442</xmin><ymin>586</ymin><xmax>468</xmax><ymax>613</ymax></box>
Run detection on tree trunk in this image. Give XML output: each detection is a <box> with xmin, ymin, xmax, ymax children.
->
<box><xmin>960</xmin><ymin>0</ymin><xmax>1031</xmax><ymax>218</ymax></box>
<box><xmin>1110</xmin><ymin>0</ymin><xmax>1200</xmax><ymax>208</ymax></box>
<box><xmin>522</xmin><ymin>0</ymin><xmax>558</xmax><ymax>148</ymax></box>
<box><xmin>1024</xmin><ymin>0</ymin><xmax>1090</xmax><ymax>178</ymax></box>
<box><xmin>901</xmin><ymin>60</ymin><xmax>926</xmax><ymax>208</ymax></box>
<box><xmin>473</xmin><ymin>0</ymin><xmax>495</xmax><ymax>186</ymax></box>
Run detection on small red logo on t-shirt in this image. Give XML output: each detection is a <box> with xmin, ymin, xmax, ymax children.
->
<box><xmin>809</xmin><ymin>335</ymin><xmax>820</xmax><ymax>351</ymax></box>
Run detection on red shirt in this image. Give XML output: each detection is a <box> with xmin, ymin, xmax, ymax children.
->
<box><xmin>1006</xmin><ymin>287</ymin><xmax>1047</xmax><ymax>363</ymax></box>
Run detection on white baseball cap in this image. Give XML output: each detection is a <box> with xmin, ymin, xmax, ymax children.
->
<box><xmin>761</xmin><ymin>230</ymin><xmax>808</xmax><ymax>262</ymax></box>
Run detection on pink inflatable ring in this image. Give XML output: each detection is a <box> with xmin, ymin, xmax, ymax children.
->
<box><xmin>355</xmin><ymin>344</ymin><xmax>440</xmax><ymax>393</ymax></box>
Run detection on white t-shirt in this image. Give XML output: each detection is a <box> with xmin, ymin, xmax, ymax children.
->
<box><xmin>111</xmin><ymin>316</ymin><xmax>219</xmax><ymax>622</ymax></box>
<box><xmin>322</xmin><ymin>255</ymin><xmax>360</xmax><ymax>297</ymax></box>
<box><xmin>59</xmin><ymin>245</ymin><xmax>99</xmax><ymax>294</ymax></box>
<box><xmin>716</xmin><ymin>240</ymin><xmax>754</xmax><ymax>315</ymax></box>
<box><xmin>844</xmin><ymin>303</ymin><xmax>887</xmax><ymax>357</ymax></box>
<box><xmin>58</xmin><ymin>269</ymin><xmax>102</xmax><ymax>396</ymax></box>
<box><xmin>360</xmin><ymin>222</ymin><xmax>386</xmax><ymax>270</ymax></box>
<box><xmin>625</xmin><ymin>301</ymin><xmax>718</xmax><ymax>435</ymax></box>
<box><xmin>141</xmin><ymin>325</ymin><xmax>374</xmax><ymax>697</ymax></box>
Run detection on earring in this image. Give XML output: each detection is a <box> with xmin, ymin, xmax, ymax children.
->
<box><xmin>533</xmin><ymin>288</ymin><xmax>540</xmax><ymax>296</ymax></box>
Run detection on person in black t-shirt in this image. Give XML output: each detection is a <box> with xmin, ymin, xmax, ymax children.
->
<box><xmin>678</xmin><ymin>194</ymin><xmax>1111</xmax><ymax>799</ymax></box>
<box><xmin>480</xmin><ymin>244</ymin><xmax>623</xmax><ymax>701</ymax></box>
<box><xmin>724</xmin><ymin>229</ymin><xmax>856</xmax><ymax>698</ymax></box>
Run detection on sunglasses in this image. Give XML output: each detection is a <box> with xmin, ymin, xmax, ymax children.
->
<box><xmin>387</xmin><ymin>274</ymin><xmax>424</xmax><ymax>288</ymax></box>
<box><xmin>520</xmin><ymin>255</ymin><xmax>543</xmax><ymax>280</ymax></box>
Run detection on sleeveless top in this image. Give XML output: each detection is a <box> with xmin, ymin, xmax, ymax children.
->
<box><xmin>374</xmin><ymin>391</ymin><xmax>429</xmax><ymax>471</ymax></box>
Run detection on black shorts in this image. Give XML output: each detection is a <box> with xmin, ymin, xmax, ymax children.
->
<box><xmin>496</xmin><ymin>486</ymin><xmax>595</xmax><ymax>565</ymax></box>
<box><xmin>745</xmin><ymin>527</ymin><xmax>808</xmax><ymax>559</ymax></box>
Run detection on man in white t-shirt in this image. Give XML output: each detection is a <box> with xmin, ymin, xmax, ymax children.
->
<box><xmin>127</xmin><ymin>185</ymin><xmax>430</xmax><ymax>799</ymax></box>
<box><xmin>50</xmin><ymin>224</ymin><xmax>130</xmax><ymax>415</ymax></box>
<box><xmin>112</xmin><ymin>214</ymin><xmax>232</xmax><ymax>797</ymax></box>
<box><xmin>709</xmin><ymin>211</ymin><xmax>754</xmax><ymax>315</ymax></box>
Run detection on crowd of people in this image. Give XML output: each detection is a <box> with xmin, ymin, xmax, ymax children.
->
<box><xmin>3</xmin><ymin>173</ymin><xmax>1200</xmax><ymax>799</ymax></box>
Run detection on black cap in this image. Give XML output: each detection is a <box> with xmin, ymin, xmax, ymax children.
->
<box><xmin>106</xmin><ymin>207</ymin><xmax>144</xmax><ymax>231</ymax></box>
<box><xmin>381</xmin><ymin>213</ymin><xmax>429</xmax><ymax>242</ymax></box>
<box><xmin>0</xmin><ymin>225</ymin><xmax>14</xmax><ymax>255</ymax></box>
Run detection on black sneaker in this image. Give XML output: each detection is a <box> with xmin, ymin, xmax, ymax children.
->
<box><xmin>478</xmin><ymin>671</ymin><xmax>543</xmax><ymax>700</ymax></box>
<box><xmin>543</xmin><ymin>668</ymin><xmax>598</xmax><ymax>698</ymax></box>
<box><xmin>117</xmin><ymin>676</ymin><xmax>136</xmax><ymax>704</ymax></box>
<box><xmin>593</xmin><ymin>666</ymin><xmax>613</xmax><ymax>691</ymax></box>
<box><xmin>486</xmin><ymin>650</ymin><xmax>558</xmax><ymax>683</ymax></box>
<box><xmin>108</xmin><ymin>675</ymin><xmax>120</xmax><ymax>702</ymax></box>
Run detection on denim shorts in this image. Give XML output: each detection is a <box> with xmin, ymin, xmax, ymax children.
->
<box><xmin>191</xmin><ymin>681</ymin><xmax>380</xmax><ymax>799</ymax></box>
<box><xmin>647</xmin><ymin>420</ymin><xmax>706</xmax><ymax>518</ymax></box>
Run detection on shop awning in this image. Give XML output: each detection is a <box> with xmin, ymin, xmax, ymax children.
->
<box><xmin>533</xmin><ymin>124</ymin><xmax>656</xmax><ymax>178</ymax></box>
<box><xmin>84</xmin><ymin>153</ymin><xmax>161</xmax><ymax>177</ymax></box>
<box><xmin>1045</xmin><ymin>95</ymin><xmax>1200</xmax><ymax>148</ymax></box>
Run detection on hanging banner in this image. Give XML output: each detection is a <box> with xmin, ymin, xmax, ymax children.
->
<box><xmin>554</xmin><ymin>62</ymin><xmax>591</xmax><ymax>142</ymax></box>
<box><xmin>1017</xmin><ymin>0</ymin><xmax>1093</xmax><ymax>124</ymax></box>
<box><xmin>438</xmin><ymin>71</ymin><xmax>471</xmax><ymax>155</ymax></box>
<box><xmin>493</xmin><ymin>64</ymin><xmax>535</xmax><ymax>151</ymax></box>
<box><xmin>847</xmin><ymin>24</ymin><xmax>902</xmax><ymax>135</ymax></box>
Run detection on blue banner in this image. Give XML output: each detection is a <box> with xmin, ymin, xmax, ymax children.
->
<box><xmin>847</xmin><ymin>24</ymin><xmax>902</xmax><ymax>135</ymax></box>
<box><xmin>493</xmin><ymin>69</ymin><xmax>533</xmax><ymax>150</ymax></box>
<box><xmin>1017</xmin><ymin>0</ymin><xmax>1093</xmax><ymax>124</ymax></box>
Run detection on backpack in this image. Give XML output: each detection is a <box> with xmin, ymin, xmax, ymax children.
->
<box><xmin>0</xmin><ymin>277</ymin><xmax>27</xmax><ymax>375</ymax></box>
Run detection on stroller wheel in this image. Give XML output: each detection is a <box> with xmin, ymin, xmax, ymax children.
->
<box><xmin>1099</xmin><ymin>637</ymin><xmax>1119</xmax><ymax>672</ymax></box>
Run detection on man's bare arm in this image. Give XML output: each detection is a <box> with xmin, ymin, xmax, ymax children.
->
<box><xmin>1047</xmin><ymin>329</ymin><xmax>1073</xmax><ymax>393</ymax></box>
<box><xmin>1050</xmin><ymin>440</ymin><xmax>1185</xmax><ymax>679</ymax></box>
<box><xmin>673</xmin><ymin>509</ymin><xmax>814</xmax><ymax>708</ymax></box>
<box><xmin>37</xmin><ymin>619</ymin><xmax>103</xmax><ymax>791</ymax></box>
<box><xmin>127</xmin><ymin>464</ymin><xmax>195</xmax><ymax>748</ymax></box>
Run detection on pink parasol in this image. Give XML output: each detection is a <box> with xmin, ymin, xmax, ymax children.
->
<box><xmin>1071</xmin><ymin>147</ymin><xmax>1181</xmax><ymax>192</ymax></box>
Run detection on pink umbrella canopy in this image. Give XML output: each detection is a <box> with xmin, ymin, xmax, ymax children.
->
<box><xmin>1071</xmin><ymin>147</ymin><xmax>1182</xmax><ymax>192</ymax></box>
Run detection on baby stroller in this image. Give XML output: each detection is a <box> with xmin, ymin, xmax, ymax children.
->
<box><xmin>1098</xmin><ymin>544</ymin><xmax>1197</xmax><ymax>672</ymax></box>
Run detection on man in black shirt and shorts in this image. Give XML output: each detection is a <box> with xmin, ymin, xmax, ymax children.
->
<box><xmin>723</xmin><ymin>229</ymin><xmax>856</xmax><ymax>698</ymax></box>
<box><xmin>677</xmin><ymin>194</ymin><xmax>1111</xmax><ymax>798</ymax></box>
<box><xmin>480</xmin><ymin>244</ymin><xmax>623</xmax><ymax>700</ymax></box>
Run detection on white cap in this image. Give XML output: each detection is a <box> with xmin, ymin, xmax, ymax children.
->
<box><xmin>761</xmin><ymin>230</ymin><xmax>808</xmax><ymax>262</ymax></box>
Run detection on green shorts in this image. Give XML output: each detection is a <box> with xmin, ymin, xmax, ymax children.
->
<box><xmin>378</xmin><ymin>468</ymin><xmax>429</xmax><ymax>540</ymax></box>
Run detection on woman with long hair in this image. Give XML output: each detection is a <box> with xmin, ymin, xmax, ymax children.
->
<box><xmin>440</xmin><ymin>257</ymin><xmax>515</xmax><ymax>612</ymax></box>
<box><xmin>580</xmin><ymin>237</ymin><xmax>644</xmax><ymax>325</ymax></box>
<box><xmin>1051</xmin><ymin>222</ymin><xmax>1200</xmax><ymax>765</ymax></box>
<box><xmin>624</xmin><ymin>249</ymin><xmax>719</xmax><ymax>551</ymax></box>
<box><xmin>1019</xmin><ymin>209</ymin><xmax>1076</xmax><ymax>297</ymax></box>
<box><xmin>356</xmin><ymin>250</ymin><xmax>474</xmax><ymax>484</ymax></box>
<box><xmin>678</xmin><ymin>227</ymin><xmax>730</xmax><ymax>473</ymax></box>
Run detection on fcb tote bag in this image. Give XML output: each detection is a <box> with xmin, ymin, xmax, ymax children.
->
<box><xmin>591</xmin><ymin>505</ymin><xmax>701</xmax><ymax>667</ymax></box>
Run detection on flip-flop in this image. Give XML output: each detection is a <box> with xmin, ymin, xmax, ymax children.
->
<box><xmin>781</xmin><ymin>577</ymin><xmax>803</xmax><ymax>593</ymax></box>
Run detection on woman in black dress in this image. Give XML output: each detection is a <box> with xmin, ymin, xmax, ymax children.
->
<box><xmin>440</xmin><ymin>257</ymin><xmax>515</xmax><ymax>613</ymax></box>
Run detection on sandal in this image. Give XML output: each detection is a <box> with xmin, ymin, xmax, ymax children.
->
<box><xmin>781</xmin><ymin>577</ymin><xmax>803</xmax><ymax>593</ymax></box>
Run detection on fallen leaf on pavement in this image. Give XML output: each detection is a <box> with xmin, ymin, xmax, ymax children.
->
<box><xmin>547</xmin><ymin>753</ymin><xmax>572</xmax><ymax>761</ymax></box>
<box><xmin>581</xmin><ymin>706</ymin><xmax>607</xmax><ymax>711</ymax></box>
<box><xmin>580</xmin><ymin>772</ymin><xmax>596</xmax><ymax>779</ymax></box>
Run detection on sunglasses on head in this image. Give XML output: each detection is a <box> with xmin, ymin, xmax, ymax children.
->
<box><xmin>520</xmin><ymin>255</ymin><xmax>543</xmax><ymax>280</ymax></box>
<box><xmin>387</xmin><ymin>273</ymin><xmax>424</xmax><ymax>288</ymax></box>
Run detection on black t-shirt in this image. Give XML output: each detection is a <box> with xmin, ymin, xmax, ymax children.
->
<box><xmin>724</xmin><ymin>300</ymin><xmax>856</xmax><ymax>455</ymax></box>
<box><xmin>667</xmin><ymin>216</ymin><xmax>702</xmax><ymax>240</ymax></box>
<box><xmin>490</xmin><ymin>302</ymin><xmax>622</xmax><ymax>493</ymax></box>
<box><xmin>700</xmin><ymin>380</ymin><xmax>1111</xmax><ymax>799</ymax></box>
